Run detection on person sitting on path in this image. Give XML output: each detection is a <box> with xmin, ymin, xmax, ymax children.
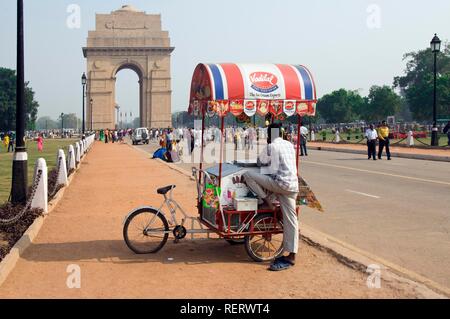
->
<box><xmin>242</xmin><ymin>123</ymin><xmax>299</xmax><ymax>272</ymax></box>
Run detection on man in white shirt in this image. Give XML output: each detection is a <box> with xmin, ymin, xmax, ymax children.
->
<box><xmin>365</xmin><ymin>124</ymin><xmax>378</xmax><ymax>160</ymax></box>
<box><xmin>242</xmin><ymin>123</ymin><xmax>299</xmax><ymax>271</ymax></box>
<box><xmin>300</xmin><ymin>125</ymin><xmax>309</xmax><ymax>156</ymax></box>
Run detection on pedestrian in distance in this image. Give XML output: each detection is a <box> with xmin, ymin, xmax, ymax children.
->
<box><xmin>377</xmin><ymin>121</ymin><xmax>391</xmax><ymax>160</ymax></box>
<box><xmin>3</xmin><ymin>133</ymin><xmax>9</xmax><ymax>152</ymax></box>
<box><xmin>36</xmin><ymin>133</ymin><xmax>44</xmax><ymax>152</ymax></box>
<box><xmin>300</xmin><ymin>124</ymin><xmax>308</xmax><ymax>156</ymax></box>
<box><xmin>365</xmin><ymin>124</ymin><xmax>378</xmax><ymax>160</ymax></box>
<box><xmin>443</xmin><ymin>121</ymin><xmax>450</xmax><ymax>146</ymax></box>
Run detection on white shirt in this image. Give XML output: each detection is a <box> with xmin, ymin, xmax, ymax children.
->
<box><xmin>300</xmin><ymin>126</ymin><xmax>308</xmax><ymax>137</ymax></box>
<box><xmin>258</xmin><ymin>137</ymin><xmax>299</xmax><ymax>192</ymax></box>
<box><xmin>365</xmin><ymin>129</ymin><xmax>378</xmax><ymax>140</ymax></box>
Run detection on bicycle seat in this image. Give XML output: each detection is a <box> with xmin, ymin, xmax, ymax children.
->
<box><xmin>157</xmin><ymin>185</ymin><xmax>176</xmax><ymax>195</ymax></box>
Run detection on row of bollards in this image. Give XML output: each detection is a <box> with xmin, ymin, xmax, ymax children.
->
<box><xmin>29</xmin><ymin>134</ymin><xmax>96</xmax><ymax>213</ymax></box>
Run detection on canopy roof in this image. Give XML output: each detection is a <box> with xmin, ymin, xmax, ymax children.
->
<box><xmin>189</xmin><ymin>63</ymin><xmax>317</xmax><ymax>117</ymax></box>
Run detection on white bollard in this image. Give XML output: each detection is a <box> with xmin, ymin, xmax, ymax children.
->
<box><xmin>335</xmin><ymin>130</ymin><xmax>341</xmax><ymax>143</ymax></box>
<box><xmin>407</xmin><ymin>130</ymin><xmax>414</xmax><ymax>146</ymax></box>
<box><xmin>31</xmin><ymin>158</ymin><xmax>48</xmax><ymax>213</ymax></box>
<box><xmin>56</xmin><ymin>149</ymin><xmax>68</xmax><ymax>186</ymax></box>
<box><xmin>68</xmin><ymin>145</ymin><xmax>76</xmax><ymax>171</ymax></box>
<box><xmin>311</xmin><ymin>130</ymin><xmax>316</xmax><ymax>142</ymax></box>
<box><xmin>75</xmin><ymin>142</ymin><xmax>81</xmax><ymax>164</ymax></box>
<box><xmin>80</xmin><ymin>140</ymin><xmax>85</xmax><ymax>156</ymax></box>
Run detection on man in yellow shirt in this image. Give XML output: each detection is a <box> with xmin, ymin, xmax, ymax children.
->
<box><xmin>377</xmin><ymin>121</ymin><xmax>391</xmax><ymax>160</ymax></box>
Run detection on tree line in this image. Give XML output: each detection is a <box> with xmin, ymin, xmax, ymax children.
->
<box><xmin>317</xmin><ymin>42</ymin><xmax>450</xmax><ymax>124</ymax></box>
<box><xmin>1</xmin><ymin>43</ymin><xmax>449</xmax><ymax>130</ymax></box>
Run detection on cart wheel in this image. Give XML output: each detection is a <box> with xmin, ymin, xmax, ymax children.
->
<box><xmin>123</xmin><ymin>208</ymin><xmax>169</xmax><ymax>254</ymax></box>
<box><xmin>226</xmin><ymin>237</ymin><xmax>245</xmax><ymax>245</ymax></box>
<box><xmin>245</xmin><ymin>214</ymin><xmax>284</xmax><ymax>262</ymax></box>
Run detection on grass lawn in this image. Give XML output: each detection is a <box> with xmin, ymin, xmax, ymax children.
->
<box><xmin>0</xmin><ymin>138</ymin><xmax>78</xmax><ymax>204</ymax></box>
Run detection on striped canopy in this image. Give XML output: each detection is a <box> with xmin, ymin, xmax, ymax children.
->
<box><xmin>189</xmin><ymin>63</ymin><xmax>317</xmax><ymax>118</ymax></box>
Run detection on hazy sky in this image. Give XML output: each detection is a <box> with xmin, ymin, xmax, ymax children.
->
<box><xmin>1</xmin><ymin>0</ymin><xmax>449</xmax><ymax>120</ymax></box>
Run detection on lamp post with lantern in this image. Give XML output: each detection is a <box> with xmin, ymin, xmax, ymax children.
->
<box><xmin>81</xmin><ymin>73</ymin><xmax>87</xmax><ymax>137</ymax></box>
<box><xmin>430</xmin><ymin>33</ymin><xmax>441</xmax><ymax>146</ymax></box>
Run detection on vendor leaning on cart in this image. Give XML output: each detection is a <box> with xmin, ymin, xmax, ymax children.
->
<box><xmin>242</xmin><ymin>123</ymin><xmax>299</xmax><ymax>271</ymax></box>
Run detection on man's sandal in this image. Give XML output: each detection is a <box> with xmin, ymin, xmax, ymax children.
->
<box><xmin>269</xmin><ymin>257</ymin><xmax>295</xmax><ymax>271</ymax></box>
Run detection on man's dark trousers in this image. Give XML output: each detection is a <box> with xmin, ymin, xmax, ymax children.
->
<box><xmin>378</xmin><ymin>138</ymin><xmax>391</xmax><ymax>159</ymax></box>
<box><xmin>367</xmin><ymin>140</ymin><xmax>376</xmax><ymax>159</ymax></box>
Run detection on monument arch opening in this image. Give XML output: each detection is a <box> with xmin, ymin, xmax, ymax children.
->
<box><xmin>115</xmin><ymin>66</ymin><xmax>141</xmax><ymax>129</ymax></box>
<box><xmin>83</xmin><ymin>5</ymin><xmax>174</xmax><ymax>130</ymax></box>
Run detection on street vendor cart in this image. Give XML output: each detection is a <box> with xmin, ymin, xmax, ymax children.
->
<box><xmin>123</xmin><ymin>63</ymin><xmax>322</xmax><ymax>262</ymax></box>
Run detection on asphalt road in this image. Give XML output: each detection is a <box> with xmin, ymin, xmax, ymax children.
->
<box><xmin>134</xmin><ymin>140</ymin><xmax>450</xmax><ymax>288</ymax></box>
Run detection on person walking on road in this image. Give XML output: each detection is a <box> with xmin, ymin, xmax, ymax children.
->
<box><xmin>300</xmin><ymin>125</ymin><xmax>308</xmax><ymax>156</ymax></box>
<box><xmin>365</xmin><ymin>124</ymin><xmax>378</xmax><ymax>160</ymax></box>
<box><xmin>443</xmin><ymin>121</ymin><xmax>450</xmax><ymax>146</ymax></box>
<box><xmin>377</xmin><ymin>121</ymin><xmax>391</xmax><ymax>160</ymax></box>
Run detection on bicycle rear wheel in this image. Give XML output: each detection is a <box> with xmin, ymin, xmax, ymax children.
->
<box><xmin>123</xmin><ymin>208</ymin><xmax>169</xmax><ymax>254</ymax></box>
<box><xmin>245</xmin><ymin>214</ymin><xmax>284</xmax><ymax>262</ymax></box>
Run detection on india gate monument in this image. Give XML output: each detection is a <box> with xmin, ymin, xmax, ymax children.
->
<box><xmin>83</xmin><ymin>5</ymin><xmax>174</xmax><ymax>129</ymax></box>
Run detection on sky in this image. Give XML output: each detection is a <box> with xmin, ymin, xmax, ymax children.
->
<box><xmin>0</xmin><ymin>0</ymin><xmax>449</xmax><ymax>120</ymax></box>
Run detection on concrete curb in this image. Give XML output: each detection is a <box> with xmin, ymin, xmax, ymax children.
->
<box><xmin>309</xmin><ymin>145</ymin><xmax>450</xmax><ymax>162</ymax></box>
<box><xmin>0</xmin><ymin>146</ymin><xmax>90</xmax><ymax>288</ymax></box>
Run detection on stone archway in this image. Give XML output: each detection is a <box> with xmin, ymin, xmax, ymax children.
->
<box><xmin>83</xmin><ymin>5</ymin><xmax>174</xmax><ymax>130</ymax></box>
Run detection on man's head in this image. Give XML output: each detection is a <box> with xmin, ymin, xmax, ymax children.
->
<box><xmin>369</xmin><ymin>124</ymin><xmax>374</xmax><ymax>130</ymax></box>
<box><xmin>382</xmin><ymin>121</ymin><xmax>387</xmax><ymax>126</ymax></box>
<box><xmin>267</xmin><ymin>123</ymin><xmax>283</xmax><ymax>144</ymax></box>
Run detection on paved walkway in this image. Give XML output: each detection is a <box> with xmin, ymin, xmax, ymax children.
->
<box><xmin>0</xmin><ymin>142</ymin><xmax>427</xmax><ymax>298</ymax></box>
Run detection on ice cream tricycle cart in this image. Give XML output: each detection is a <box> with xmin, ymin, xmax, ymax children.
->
<box><xmin>123</xmin><ymin>63</ymin><xmax>321</xmax><ymax>262</ymax></box>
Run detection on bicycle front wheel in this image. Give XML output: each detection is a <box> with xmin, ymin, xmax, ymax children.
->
<box><xmin>123</xmin><ymin>208</ymin><xmax>169</xmax><ymax>254</ymax></box>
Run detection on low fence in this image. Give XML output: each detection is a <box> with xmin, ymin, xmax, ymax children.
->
<box><xmin>313</xmin><ymin>130</ymin><xmax>449</xmax><ymax>148</ymax></box>
<box><xmin>0</xmin><ymin>134</ymin><xmax>95</xmax><ymax>225</ymax></box>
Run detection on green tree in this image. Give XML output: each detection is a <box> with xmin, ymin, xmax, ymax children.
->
<box><xmin>0</xmin><ymin>67</ymin><xmax>40</xmax><ymax>131</ymax></box>
<box><xmin>36</xmin><ymin>116</ymin><xmax>59</xmax><ymax>130</ymax></box>
<box><xmin>394</xmin><ymin>42</ymin><xmax>450</xmax><ymax>121</ymax></box>
<box><xmin>363</xmin><ymin>85</ymin><xmax>403</xmax><ymax>122</ymax></box>
<box><xmin>58</xmin><ymin>113</ymin><xmax>79</xmax><ymax>129</ymax></box>
<box><xmin>317</xmin><ymin>89</ymin><xmax>366</xmax><ymax>123</ymax></box>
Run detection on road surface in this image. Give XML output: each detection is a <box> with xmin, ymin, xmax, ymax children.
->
<box><xmin>136</xmin><ymin>140</ymin><xmax>450</xmax><ymax>288</ymax></box>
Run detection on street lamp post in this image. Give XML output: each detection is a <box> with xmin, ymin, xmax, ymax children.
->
<box><xmin>430</xmin><ymin>33</ymin><xmax>441</xmax><ymax>146</ymax></box>
<box><xmin>81</xmin><ymin>73</ymin><xmax>87</xmax><ymax>137</ymax></box>
<box><xmin>90</xmin><ymin>98</ymin><xmax>93</xmax><ymax>130</ymax></box>
<box><xmin>115</xmin><ymin>104</ymin><xmax>120</xmax><ymax>130</ymax></box>
<box><xmin>11</xmin><ymin>0</ymin><xmax>27</xmax><ymax>204</ymax></box>
<box><xmin>61</xmin><ymin>112</ymin><xmax>64</xmax><ymax>138</ymax></box>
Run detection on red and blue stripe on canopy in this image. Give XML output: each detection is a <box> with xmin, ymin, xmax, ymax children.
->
<box><xmin>189</xmin><ymin>63</ymin><xmax>317</xmax><ymax>117</ymax></box>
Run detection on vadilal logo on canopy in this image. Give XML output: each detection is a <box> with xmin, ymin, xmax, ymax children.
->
<box><xmin>249</xmin><ymin>72</ymin><xmax>279</xmax><ymax>93</ymax></box>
